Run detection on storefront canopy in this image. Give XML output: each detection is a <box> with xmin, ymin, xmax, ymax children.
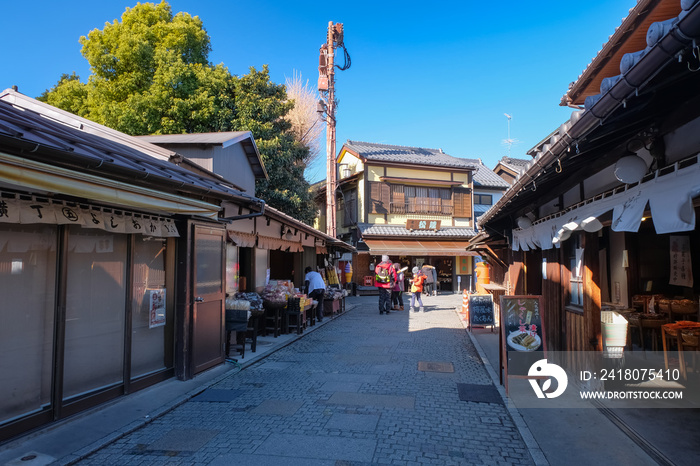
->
<box><xmin>362</xmin><ymin>239</ymin><xmax>478</xmax><ymax>256</ymax></box>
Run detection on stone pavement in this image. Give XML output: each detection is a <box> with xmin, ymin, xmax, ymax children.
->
<box><xmin>3</xmin><ymin>293</ymin><xmax>682</xmax><ymax>466</ymax></box>
<box><xmin>75</xmin><ymin>294</ymin><xmax>533</xmax><ymax>465</ymax></box>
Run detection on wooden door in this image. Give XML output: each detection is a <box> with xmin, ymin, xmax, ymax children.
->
<box><xmin>192</xmin><ymin>225</ymin><xmax>226</xmax><ymax>373</ymax></box>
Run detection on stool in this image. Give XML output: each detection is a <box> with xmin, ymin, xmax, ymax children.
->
<box><xmin>225</xmin><ymin>309</ymin><xmax>248</xmax><ymax>359</ymax></box>
<box><xmin>285</xmin><ymin>297</ymin><xmax>306</xmax><ymax>335</ymax></box>
<box><xmin>636</xmin><ymin>314</ymin><xmax>668</xmax><ymax>351</ymax></box>
<box><xmin>307</xmin><ymin>303</ymin><xmax>316</xmax><ymax>327</ymax></box>
<box><xmin>263</xmin><ymin>302</ymin><xmax>284</xmax><ymax>337</ymax></box>
<box><xmin>247</xmin><ymin>314</ymin><xmax>260</xmax><ymax>353</ymax></box>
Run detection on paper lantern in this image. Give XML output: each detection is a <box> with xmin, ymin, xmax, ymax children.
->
<box><xmin>614</xmin><ymin>155</ymin><xmax>647</xmax><ymax>184</ymax></box>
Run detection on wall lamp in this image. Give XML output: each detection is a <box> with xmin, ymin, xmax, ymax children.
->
<box><xmin>614</xmin><ymin>140</ymin><xmax>648</xmax><ymax>184</ymax></box>
<box><xmin>516</xmin><ymin>212</ymin><xmax>536</xmax><ymax>229</ymax></box>
<box><xmin>281</xmin><ymin>225</ymin><xmax>294</xmax><ymax>240</ymax></box>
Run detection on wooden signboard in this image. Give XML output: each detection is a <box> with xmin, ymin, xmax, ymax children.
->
<box><xmin>500</xmin><ymin>295</ymin><xmax>545</xmax><ymax>389</ymax></box>
<box><xmin>406</xmin><ymin>219</ymin><xmax>441</xmax><ymax>231</ymax></box>
<box><xmin>468</xmin><ymin>294</ymin><xmax>495</xmax><ymax>331</ymax></box>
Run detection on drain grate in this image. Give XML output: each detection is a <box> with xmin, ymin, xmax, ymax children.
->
<box><xmin>192</xmin><ymin>389</ymin><xmax>244</xmax><ymax>402</ymax></box>
<box><xmin>417</xmin><ymin>361</ymin><xmax>454</xmax><ymax>373</ymax></box>
<box><xmin>457</xmin><ymin>383</ymin><xmax>503</xmax><ymax>405</ymax></box>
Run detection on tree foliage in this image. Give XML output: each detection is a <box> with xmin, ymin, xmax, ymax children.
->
<box><xmin>38</xmin><ymin>1</ymin><xmax>315</xmax><ymax>224</ymax></box>
<box><xmin>232</xmin><ymin>66</ymin><xmax>316</xmax><ymax>223</ymax></box>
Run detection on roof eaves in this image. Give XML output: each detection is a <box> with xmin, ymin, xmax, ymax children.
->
<box><xmin>480</xmin><ymin>3</ymin><xmax>700</xmax><ymax>228</ymax></box>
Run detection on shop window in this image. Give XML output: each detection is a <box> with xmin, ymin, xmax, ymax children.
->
<box><xmin>131</xmin><ymin>237</ymin><xmax>170</xmax><ymax>378</ymax></box>
<box><xmin>0</xmin><ymin>225</ymin><xmax>57</xmax><ymax>425</ymax></box>
<box><xmin>63</xmin><ymin>226</ymin><xmax>126</xmax><ymax>401</ymax></box>
<box><xmin>226</xmin><ymin>243</ymin><xmax>239</xmax><ymax>295</ymax></box>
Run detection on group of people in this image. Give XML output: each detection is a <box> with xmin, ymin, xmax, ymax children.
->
<box><xmin>374</xmin><ymin>255</ymin><xmax>437</xmax><ymax>314</ymax></box>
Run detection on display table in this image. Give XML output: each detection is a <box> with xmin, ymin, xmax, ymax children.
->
<box><xmin>662</xmin><ymin>320</ymin><xmax>700</xmax><ymax>379</ymax></box>
<box><xmin>323</xmin><ymin>297</ymin><xmax>345</xmax><ymax>316</ymax></box>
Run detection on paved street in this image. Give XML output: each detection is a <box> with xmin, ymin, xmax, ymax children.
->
<box><xmin>75</xmin><ymin>294</ymin><xmax>533</xmax><ymax>465</ymax></box>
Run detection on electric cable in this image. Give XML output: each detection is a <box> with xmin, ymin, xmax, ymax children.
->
<box><xmin>336</xmin><ymin>45</ymin><xmax>351</xmax><ymax>71</ymax></box>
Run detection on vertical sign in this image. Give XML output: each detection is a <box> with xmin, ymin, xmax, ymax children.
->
<box><xmin>670</xmin><ymin>236</ymin><xmax>693</xmax><ymax>287</ymax></box>
<box><xmin>149</xmin><ymin>289</ymin><xmax>166</xmax><ymax>328</ymax></box>
<box><xmin>500</xmin><ymin>295</ymin><xmax>545</xmax><ymax>380</ymax></box>
<box><xmin>468</xmin><ymin>294</ymin><xmax>495</xmax><ymax>330</ymax></box>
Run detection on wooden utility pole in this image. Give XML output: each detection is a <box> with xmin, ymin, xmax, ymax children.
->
<box><xmin>318</xmin><ymin>22</ymin><xmax>349</xmax><ymax>238</ymax></box>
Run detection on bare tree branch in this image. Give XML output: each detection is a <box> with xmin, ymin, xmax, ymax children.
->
<box><xmin>285</xmin><ymin>70</ymin><xmax>324</xmax><ymax>167</ymax></box>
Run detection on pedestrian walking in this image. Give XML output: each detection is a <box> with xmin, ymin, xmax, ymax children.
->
<box><xmin>391</xmin><ymin>263</ymin><xmax>406</xmax><ymax>310</ymax></box>
<box><xmin>410</xmin><ymin>266</ymin><xmax>426</xmax><ymax>312</ymax></box>
<box><xmin>374</xmin><ymin>255</ymin><xmax>397</xmax><ymax>314</ymax></box>
<box><xmin>421</xmin><ymin>264</ymin><xmax>437</xmax><ymax>296</ymax></box>
<box><xmin>304</xmin><ymin>266</ymin><xmax>326</xmax><ymax>322</ymax></box>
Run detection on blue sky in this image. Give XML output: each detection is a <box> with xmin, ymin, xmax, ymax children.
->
<box><xmin>1</xmin><ymin>0</ymin><xmax>634</xmax><ymax>183</ymax></box>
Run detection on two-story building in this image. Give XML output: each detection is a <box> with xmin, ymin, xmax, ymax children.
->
<box><xmin>138</xmin><ymin>133</ymin><xmax>354</xmax><ymax>293</ymax></box>
<box><xmin>315</xmin><ymin>140</ymin><xmax>508</xmax><ymax>293</ymax></box>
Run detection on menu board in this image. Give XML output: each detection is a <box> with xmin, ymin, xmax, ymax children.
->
<box><xmin>468</xmin><ymin>294</ymin><xmax>494</xmax><ymax>329</ymax></box>
<box><xmin>500</xmin><ymin>295</ymin><xmax>545</xmax><ymax>377</ymax></box>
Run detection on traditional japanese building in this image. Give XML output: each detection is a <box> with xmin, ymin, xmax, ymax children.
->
<box><xmin>315</xmin><ymin>141</ymin><xmax>508</xmax><ymax>293</ymax></box>
<box><xmin>0</xmin><ymin>89</ymin><xmax>266</xmax><ymax>441</ymax></box>
<box><xmin>476</xmin><ymin>0</ymin><xmax>700</xmax><ymax>352</ymax></box>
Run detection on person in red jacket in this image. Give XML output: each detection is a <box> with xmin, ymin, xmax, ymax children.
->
<box><xmin>374</xmin><ymin>255</ymin><xmax>397</xmax><ymax>314</ymax></box>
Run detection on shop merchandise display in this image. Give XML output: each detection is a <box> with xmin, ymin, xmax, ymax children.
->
<box><xmin>323</xmin><ymin>266</ymin><xmax>341</xmax><ymax>286</ymax></box>
<box><xmin>234</xmin><ymin>292</ymin><xmax>264</xmax><ymax>316</ymax></box>
<box><xmin>262</xmin><ymin>281</ymin><xmax>312</xmax><ymax>309</ymax></box>
<box><xmin>225</xmin><ymin>296</ymin><xmax>250</xmax><ymax>311</ymax></box>
<box><xmin>261</xmin><ymin>281</ymin><xmax>294</xmax><ymax>305</ymax></box>
<box><xmin>325</xmin><ymin>288</ymin><xmax>345</xmax><ymax>300</ymax></box>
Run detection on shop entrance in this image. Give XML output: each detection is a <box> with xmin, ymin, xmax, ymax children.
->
<box><xmin>192</xmin><ymin>225</ymin><xmax>226</xmax><ymax>374</ymax></box>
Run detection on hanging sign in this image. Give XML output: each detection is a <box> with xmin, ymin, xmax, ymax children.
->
<box><xmin>670</xmin><ymin>235</ymin><xmax>693</xmax><ymax>287</ymax></box>
<box><xmin>0</xmin><ymin>195</ymin><xmax>179</xmax><ymax>237</ymax></box>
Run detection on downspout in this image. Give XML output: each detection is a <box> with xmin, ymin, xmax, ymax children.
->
<box><xmin>479</xmin><ymin>3</ymin><xmax>700</xmax><ymax>228</ymax></box>
<box><xmin>222</xmin><ymin>200</ymin><xmax>266</xmax><ymax>221</ymax></box>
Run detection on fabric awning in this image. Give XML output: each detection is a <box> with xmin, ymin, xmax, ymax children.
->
<box><xmin>362</xmin><ymin>239</ymin><xmax>478</xmax><ymax>256</ymax></box>
<box><xmin>0</xmin><ymin>151</ymin><xmax>220</xmax><ymax>219</ymax></box>
<box><xmin>256</xmin><ymin>234</ymin><xmax>303</xmax><ymax>252</ymax></box>
<box><xmin>226</xmin><ymin>230</ymin><xmax>256</xmax><ymax>248</ymax></box>
<box><xmin>512</xmin><ymin>156</ymin><xmax>700</xmax><ymax>251</ymax></box>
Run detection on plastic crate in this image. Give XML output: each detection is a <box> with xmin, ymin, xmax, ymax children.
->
<box><xmin>601</xmin><ymin>311</ymin><xmax>628</xmax><ymax>358</ymax></box>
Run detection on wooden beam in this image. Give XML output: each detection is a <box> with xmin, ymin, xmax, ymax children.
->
<box><xmin>583</xmin><ymin>232</ymin><xmax>602</xmax><ymax>351</ymax></box>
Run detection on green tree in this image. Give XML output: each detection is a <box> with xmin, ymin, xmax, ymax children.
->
<box><xmin>38</xmin><ymin>72</ymin><xmax>89</xmax><ymax>117</ymax></box>
<box><xmin>232</xmin><ymin>66</ymin><xmax>315</xmax><ymax>223</ymax></box>
<box><xmin>38</xmin><ymin>1</ymin><xmax>314</xmax><ymax>223</ymax></box>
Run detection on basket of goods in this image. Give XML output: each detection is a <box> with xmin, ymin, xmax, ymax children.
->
<box><xmin>261</xmin><ymin>281</ymin><xmax>293</xmax><ymax>310</ymax></box>
<box><xmin>225</xmin><ymin>296</ymin><xmax>250</xmax><ymax>311</ymax></box>
<box><xmin>235</xmin><ymin>292</ymin><xmax>264</xmax><ymax>317</ymax></box>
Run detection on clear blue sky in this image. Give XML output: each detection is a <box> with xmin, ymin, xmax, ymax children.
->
<box><xmin>1</xmin><ymin>0</ymin><xmax>634</xmax><ymax>183</ymax></box>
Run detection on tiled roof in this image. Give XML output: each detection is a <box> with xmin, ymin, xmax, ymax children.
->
<box><xmin>137</xmin><ymin>132</ymin><xmax>267</xmax><ymax>180</ymax></box>
<box><xmin>473</xmin><ymin>160</ymin><xmax>511</xmax><ymax>188</ymax></box>
<box><xmin>358</xmin><ymin>223</ymin><xmax>476</xmax><ymax>238</ymax></box>
<box><xmin>343</xmin><ymin>140</ymin><xmax>477</xmax><ymax>170</ymax></box>
<box><xmin>498</xmin><ymin>156</ymin><xmax>530</xmax><ymax>171</ymax></box>
<box><xmin>561</xmin><ymin>0</ymin><xmax>682</xmax><ymax>107</ymax></box>
<box><xmin>0</xmin><ymin>91</ymin><xmax>258</xmax><ymax>203</ymax></box>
